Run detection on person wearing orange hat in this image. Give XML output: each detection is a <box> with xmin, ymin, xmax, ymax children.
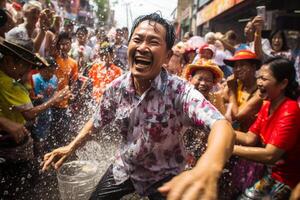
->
<box><xmin>185</xmin><ymin>58</ymin><xmax>226</xmax><ymax>114</ymax></box>
<box><xmin>222</xmin><ymin>49</ymin><xmax>265</xmax><ymax>197</ymax></box>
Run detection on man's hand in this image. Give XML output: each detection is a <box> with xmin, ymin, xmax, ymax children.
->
<box><xmin>226</xmin><ymin>75</ymin><xmax>237</xmax><ymax>92</ymax></box>
<box><xmin>158</xmin><ymin>161</ymin><xmax>220</xmax><ymax>200</ymax></box>
<box><xmin>42</xmin><ymin>145</ymin><xmax>74</xmax><ymax>171</ymax></box>
<box><xmin>252</xmin><ymin>16</ymin><xmax>264</xmax><ymax>33</ymax></box>
<box><xmin>51</xmin><ymin>86</ymin><xmax>72</xmax><ymax>104</ymax></box>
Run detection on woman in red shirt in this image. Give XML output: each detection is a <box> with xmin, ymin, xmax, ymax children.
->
<box><xmin>233</xmin><ymin>57</ymin><xmax>300</xmax><ymax>199</ymax></box>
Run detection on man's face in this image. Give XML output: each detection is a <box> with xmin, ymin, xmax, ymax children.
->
<box><xmin>233</xmin><ymin>60</ymin><xmax>256</xmax><ymax>81</ymax></box>
<box><xmin>76</xmin><ymin>30</ymin><xmax>88</xmax><ymax>44</ymax></box>
<box><xmin>4</xmin><ymin>56</ymin><xmax>31</xmax><ymax>80</ymax></box>
<box><xmin>115</xmin><ymin>30</ymin><xmax>123</xmax><ymax>43</ymax></box>
<box><xmin>58</xmin><ymin>39</ymin><xmax>71</xmax><ymax>54</ymax></box>
<box><xmin>128</xmin><ymin>20</ymin><xmax>171</xmax><ymax>80</ymax></box>
<box><xmin>24</xmin><ymin>6</ymin><xmax>40</xmax><ymax>25</ymax></box>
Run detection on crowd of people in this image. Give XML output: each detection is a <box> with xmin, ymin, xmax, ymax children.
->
<box><xmin>0</xmin><ymin>0</ymin><xmax>300</xmax><ymax>200</ymax></box>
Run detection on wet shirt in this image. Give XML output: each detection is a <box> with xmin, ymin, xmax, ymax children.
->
<box><xmin>249</xmin><ymin>98</ymin><xmax>300</xmax><ymax>188</ymax></box>
<box><xmin>55</xmin><ymin>56</ymin><xmax>78</xmax><ymax>108</ymax></box>
<box><xmin>0</xmin><ymin>70</ymin><xmax>33</xmax><ymax>124</ymax></box>
<box><xmin>32</xmin><ymin>73</ymin><xmax>58</xmax><ymax>101</ymax></box>
<box><xmin>93</xmin><ymin>68</ymin><xmax>224</xmax><ymax>195</ymax></box>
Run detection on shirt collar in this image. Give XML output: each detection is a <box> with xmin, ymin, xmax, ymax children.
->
<box><xmin>122</xmin><ymin>67</ymin><xmax>169</xmax><ymax>96</ymax></box>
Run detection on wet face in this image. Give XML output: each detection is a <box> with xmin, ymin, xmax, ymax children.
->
<box><xmin>190</xmin><ymin>69</ymin><xmax>214</xmax><ymax>98</ymax></box>
<box><xmin>40</xmin><ymin>67</ymin><xmax>55</xmax><ymax>81</ymax></box>
<box><xmin>128</xmin><ymin>20</ymin><xmax>171</xmax><ymax>80</ymax></box>
<box><xmin>271</xmin><ymin>32</ymin><xmax>283</xmax><ymax>52</ymax></box>
<box><xmin>58</xmin><ymin>38</ymin><xmax>72</xmax><ymax>54</ymax></box>
<box><xmin>3</xmin><ymin>56</ymin><xmax>31</xmax><ymax>80</ymax></box>
<box><xmin>257</xmin><ymin>65</ymin><xmax>287</xmax><ymax>100</ymax></box>
<box><xmin>115</xmin><ymin>30</ymin><xmax>123</xmax><ymax>43</ymax></box>
<box><xmin>233</xmin><ymin>60</ymin><xmax>256</xmax><ymax>81</ymax></box>
<box><xmin>100</xmin><ymin>52</ymin><xmax>113</xmax><ymax>66</ymax></box>
<box><xmin>200</xmin><ymin>49</ymin><xmax>213</xmax><ymax>59</ymax></box>
<box><xmin>76</xmin><ymin>30</ymin><xmax>88</xmax><ymax>44</ymax></box>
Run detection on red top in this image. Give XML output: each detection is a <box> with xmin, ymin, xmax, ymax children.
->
<box><xmin>249</xmin><ymin>98</ymin><xmax>300</xmax><ymax>188</ymax></box>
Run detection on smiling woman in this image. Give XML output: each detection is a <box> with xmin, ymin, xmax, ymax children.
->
<box><xmin>233</xmin><ymin>57</ymin><xmax>300</xmax><ymax>200</ymax></box>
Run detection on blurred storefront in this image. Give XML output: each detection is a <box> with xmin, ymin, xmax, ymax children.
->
<box><xmin>195</xmin><ymin>0</ymin><xmax>300</xmax><ymax>44</ymax></box>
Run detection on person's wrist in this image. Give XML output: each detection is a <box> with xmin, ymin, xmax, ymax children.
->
<box><xmin>195</xmin><ymin>153</ymin><xmax>223</xmax><ymax>177</ymax></box>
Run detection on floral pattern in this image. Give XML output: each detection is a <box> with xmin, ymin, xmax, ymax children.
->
<box><xmin>93</xmin><ymin>68</ymin><xmax>224</xmax><ymax>195</ymax></box>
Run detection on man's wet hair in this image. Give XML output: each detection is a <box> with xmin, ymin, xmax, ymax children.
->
<box><xmin>56</xmin><ymin>31</ymin><xmax>72</xmax><ymax>45</ymax></box>
<box><xmin>128</xmin><ymin>12</ymin><xmax>175</xmax><ymax>50</ymax></box>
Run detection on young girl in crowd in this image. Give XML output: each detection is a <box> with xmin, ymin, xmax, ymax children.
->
<box><xmin>234</xmin><ymin>57</ymin><xmax>300</xmax><ymax>199</ymax></box>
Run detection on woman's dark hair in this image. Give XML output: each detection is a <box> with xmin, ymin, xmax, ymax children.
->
<box><xmin>128</xmin><ymin>12</ymin><xmax>175</xmax><ymax>50</ymax></box>
<box><xmin>269</xmin><ymin>30</ymin><xmax>288</xmax><ymax>51</ymax></box>
<box><xmin>76</xmin><ymin>26</ymin><xmax>88</xmax><ymax>35</ymax></box>
<box><xmin>264</xmin><ymin>57</ymin><xmax>299</xmax><ymax>100</ymax></box>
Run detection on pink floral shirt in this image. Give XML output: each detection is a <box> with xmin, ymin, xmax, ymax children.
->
<box><xmin>93</xmin><ymin>68</ymin><xmax>224</xmax><ymax>195</ymax></box>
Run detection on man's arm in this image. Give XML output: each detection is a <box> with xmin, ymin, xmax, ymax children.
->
<box><xmin>42</xmin><ymin>118</ymin><xmax>95</xmax><ymax>171</ymax></box>
<box><xmin>21</xmin><ymin>87</ymin><xmax>71</xmax><ymax>120</ymax></box>
<box><xmin>159</xmin><ymin>119</ymin><xmax>235</xmax><ymax>200</ymax></box>
<box><xmin>159</xmin><ymin>85</ymin><xmax>235</xmax><ymax>200</ymax></box>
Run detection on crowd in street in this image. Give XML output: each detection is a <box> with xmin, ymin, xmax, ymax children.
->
<box><xmin>0</xmin><ymin>0</ymin><xmax>300</xmax><ymax>200</ymax></box>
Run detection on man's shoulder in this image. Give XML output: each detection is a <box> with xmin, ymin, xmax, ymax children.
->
<box><xmin>165</xmin><ymin>72</ymin><xmax>190</xmax><ymax>91</ymax></box>
<box><xmin>106</xmin><ymin>72</ymin><xmax>129</xmax><ymax>90</ymax></box>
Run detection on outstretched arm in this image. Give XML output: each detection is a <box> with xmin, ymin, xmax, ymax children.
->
<box><xmin>159</xmin><ymin>119</ymin><xmax>235</xmax><ymax>200</ymax></box>
<box><xmin>42</xmin><ymin>118</ymin><xmax>95</xmax><ymax>171</ymax></box>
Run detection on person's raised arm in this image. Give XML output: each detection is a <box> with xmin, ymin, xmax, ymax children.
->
<box><xmin>252</xmin><ymin>16</ymin><xmax>264</xmax><ymax>61</ymax></box>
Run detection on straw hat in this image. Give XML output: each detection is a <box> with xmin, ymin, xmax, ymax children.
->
<box><xmin>0</xmin><ymin>37</ymin><xmax>48</xmax><ymax>68</ymax></box>
<box><xmin>223</xmin><ymin>49</ymin><xmax>261</xmax><ymax>69</ymax></box>
<box><xmin>184</xmin><ymin>58</ymin><xmax>224</xmax><ymax>83</ymax></box>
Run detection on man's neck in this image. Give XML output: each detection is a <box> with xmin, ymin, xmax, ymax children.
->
<box><xmin>133</xmin><ymin>77</ymin><xmax>152</xmax><ymax>96</ymax></box>
<box><xmin>60</xmin><ymin>52</ymin><xmax>69</xmax><ymax>59</ymax></box>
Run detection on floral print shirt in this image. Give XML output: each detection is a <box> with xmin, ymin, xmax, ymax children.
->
<box><xmin>93</xmin><ymin>68</ymin><xmax>224</xmax><ymax>195</ymax></box>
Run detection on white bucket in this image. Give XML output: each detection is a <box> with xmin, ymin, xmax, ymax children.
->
<box><xmin>57</xmin><ymin>160</ymin><xmax>101</xmax><ymax>200</ymax></box>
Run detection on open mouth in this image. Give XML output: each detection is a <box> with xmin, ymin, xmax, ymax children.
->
<box><xmin>134</xmin><ymin>56</ymin><xmax>152</xmax><ymax>70</ymax></box>
<box><xmin>258</xmin><ymin>87</ymin><xmax>267</xmax><ymax>98</ymax></box>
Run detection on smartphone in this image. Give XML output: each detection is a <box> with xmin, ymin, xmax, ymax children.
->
<box><xmin>256</xmin><ymin>6</ymin><xmax>266</xmax><ymax>22</ymax></box>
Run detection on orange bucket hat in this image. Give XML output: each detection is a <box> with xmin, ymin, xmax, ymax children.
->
<box><xmin>184</xmin><ymin>58</ymin><xmax>224</xmax><ymax>83</ymax></box>
<box><xmin>223</xmin><ymin>49</ymin><xmax>261</xmax><ymax>69</ymax></box>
